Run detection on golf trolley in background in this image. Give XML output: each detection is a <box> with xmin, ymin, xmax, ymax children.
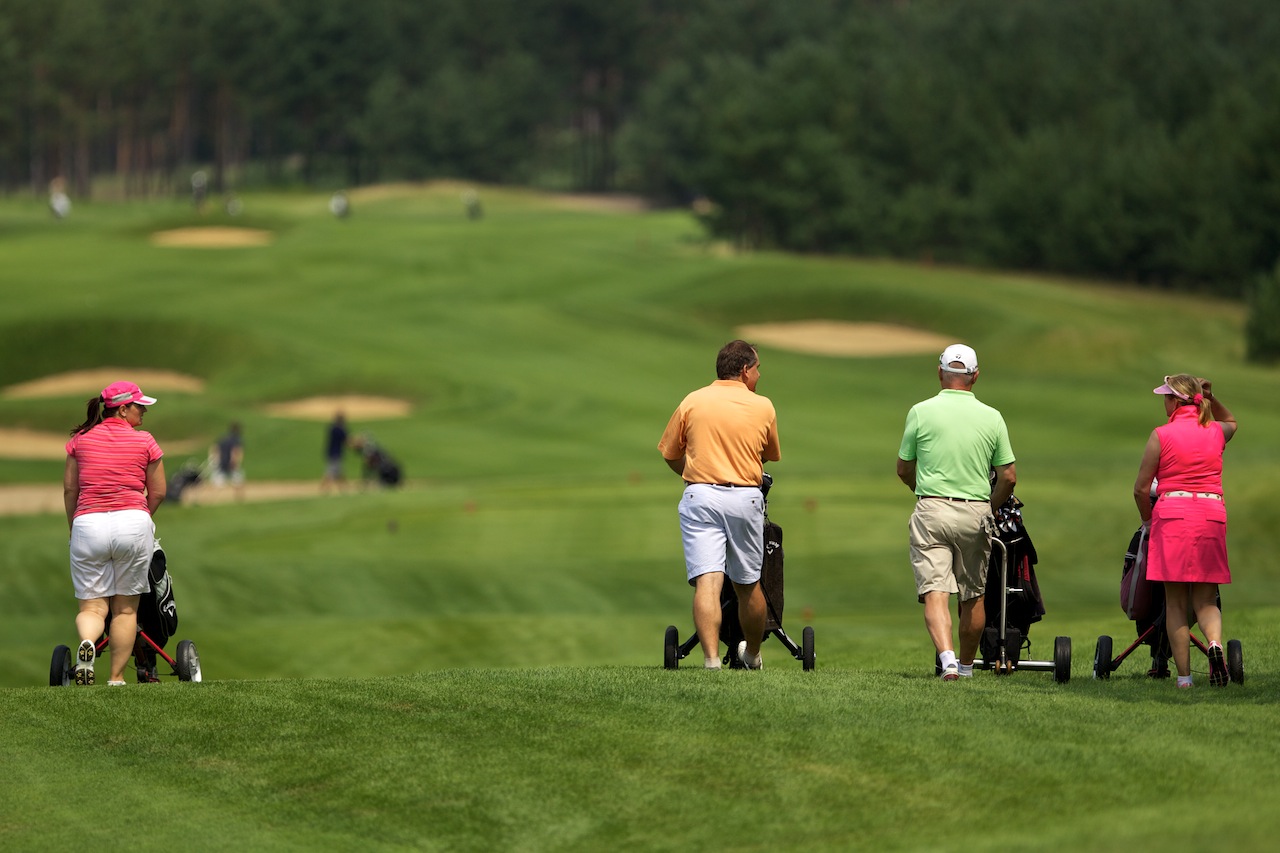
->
<box><xmin>664</xmin><ymin>473</ymin><xmax>816</xmax><ymax>671</ymax></box>
<box><xmin>1092</xmin><ymin>524</ymin><xmax>1243</xmax><ymax>683</ymax></box>
<box><xmin>936</xmin><ymin>494</ymin><xmax>1072</xmax><ymax>683</ymax></box>
<box><xmin>50</xmin><ymin>543</ymin><xmax>202</xmax><ymax>686</ymax></box>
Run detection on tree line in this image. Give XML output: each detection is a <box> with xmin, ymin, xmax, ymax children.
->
<box><xmin>4</xmin><ymin>0</ymin><xmax>1280</xmax><ymax>337</ymax></box>
<box><xmin>0</xmin><ymin>0</ymin><xmax>670</xmax><ymax>196</ymax></box>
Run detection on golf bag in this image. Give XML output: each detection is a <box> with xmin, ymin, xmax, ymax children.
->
<box><xmin>167</xmin><ymin>458</ymin><xmax>205</xmax><ymax>504</ymax></box>
<box><xmin>358</xmin><ymin>439</ymin><xmax>402</xmax><ymax>486</ymax></box>
<box><xmin>978</xmin><ymin>494</ymin><xmax>1046</xmax><ymax>667</ymax></box>
<box><xmin>720</xmin><ymin>515</ymin><xmax>785</xmax><ymax>635</ymax></box>
<box><xmin>1119</xmin><ymin>524</ymin><xmax>1171</xmax><ymax>671</ymax></box>
<box><xmin>374</xmin><ymin>452</ymin><xmax>402</xmax><ymax>486</ymax></box>
<box><xmin>139</xmin><ymin>545</ymin><xmax>178</xmax><ymax>646</ymax></box>
<box><xmin>131</xmin><ymin>544</ymin><xmax>179</xmax><ymax>681</ymax></box>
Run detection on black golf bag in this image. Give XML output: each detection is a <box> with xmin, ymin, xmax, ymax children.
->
<box><xmin>132</xmin><ymin>545</ymin><xmax>179</xmax><ymax>681</ymax></box>
<box><xmin>978</xmin><ymin>494</ymin><xmax>1047</xmax><ymax>668</ymax></box>
<box><xmin>167</xmin><ymin>459</ymin><xmax>205</xmax><ymax>504</ymax></box>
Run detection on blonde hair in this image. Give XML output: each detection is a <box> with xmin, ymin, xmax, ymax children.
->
<box><xmin>1163</xmin><ymin>373</ymin><xmax>1212</xmax><ymax>426</ymax></box>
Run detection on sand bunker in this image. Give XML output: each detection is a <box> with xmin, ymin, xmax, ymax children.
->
<box><xmin>0</xmin><ymin>429</ymin><xmax>72</xmax><ymax>460</ymax></box>
<box><xmin>263</xmin><ymin>395</ymin><xmax>412</xmax><ymax>421</ymax></box>
<box><xmin>0</xmin><ymin>373</ymin><xmax>408</xmax><ymax>462</ymax></box>
<box><xmin>342</xmin><ymin>181</ymin><xmax>647</xmax><ymax>213</ymax></box>
<box><xmin>737</xmin><ymin>321</ymin><xmax>955</xmax><ymax>358</ymax></box>
<box><xmin>0</xmin><ymin>429</ymin><xmax>204</xmax><ymax>461</ymax></box>
<box><xmin>547</xmin><ymin>193</ymin><xmax>649</xmax><ymax>214</ymax></box>
<box><xmin>0</xmin><ymin>370</ymin><xmax>204</xmax><ymax>461</ymax></box>
<box><xmin>346</xmin><ymin>181</ymin><xmax>471</xmax><ymax>204</ymax></box>
<box><xmin>3</xmin><ymin>368</ymin><xmax>206</xmax><ymax>400</ymax></box>
<box><xmin>150</xmin><ymin>227</ymin><xmax>273</xmax><ymax>248</ymax></box>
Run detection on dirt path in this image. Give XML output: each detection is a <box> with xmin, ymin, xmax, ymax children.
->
<box><xmin>0</xmin><ymin>480</ymin><xmax>342</xmax><ymax>518</ymax></box>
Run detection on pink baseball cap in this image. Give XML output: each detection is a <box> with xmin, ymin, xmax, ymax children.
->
<box><xmin>101</xmin><ymin>381</ymin><xmax>157</xmax><ymax>408</ymax></box>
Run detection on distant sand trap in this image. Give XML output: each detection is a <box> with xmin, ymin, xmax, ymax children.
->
<box><xmin>0</xmin><ymin>429</ymin><xmax>204</xmax><ymax>461</ymax></box>
<box><xmin>346</xmin><ymin>180</ymin><xmax>471</xmax><ymax>204</ymax></box>
<box><xmin>1</xmin><ymin>369</ymin><xmax>204</xmax><ymax>461</ymax></box>
<box><xmin>264</xmin><ymin>395</ymin><xmax>412</xmax><ymax>421</ymax></box>
<box><xmin>737</xmin><ymin>321</ymin><xmax>955</xmax><ymax>358</ymax></box>
<box><xmin>2</xmin><ymin>368</ymin><xmax>206</xmax><ymax>399</ymax></box>
<box><xmin>342</xmin><ymin>181</ymin><xmax>647</xmax><ymax>213</ymax></box>
<box><xmin>547</xmin><ymin>193</ymin><xmax>649</xmax><ymax>213</ymax></box>
<box><xmin>0</xmin><ymin>429</ymin><xmax>72</xmax><ymax>460</ymax></box>
<box><xmin>150</xmin><ymin>227</ymin><xmax>273</xmax><ymax>248</ymax></box>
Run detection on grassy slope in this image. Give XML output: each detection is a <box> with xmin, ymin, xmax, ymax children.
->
<box><xmin>2</xmin><ymin>186</ymin><xmax>1278</xmax><ymax>850</ymax></box>
<box><xmin>4</xmin><ymin>661</ymin><xmax>1280</xmax><ymax>852</ymax></box>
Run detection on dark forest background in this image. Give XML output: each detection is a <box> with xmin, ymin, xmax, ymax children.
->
<box><xmin>4</xmin><ymin>0</ymin><xmax>1280</xmax><ymax>337</ymax></box>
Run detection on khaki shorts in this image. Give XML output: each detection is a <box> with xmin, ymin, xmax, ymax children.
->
<box><xmin>909</xmin><ymin>498</ymin><xmax>994</xmax><ymax>602</ymax></box>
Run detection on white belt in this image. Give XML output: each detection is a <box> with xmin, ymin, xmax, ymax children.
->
<box><xmin>1163</xmin><ymin>491</ymin><xmax>1222</xmax><ymax>501</ymax></box>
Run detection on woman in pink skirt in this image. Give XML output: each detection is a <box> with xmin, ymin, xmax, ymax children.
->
<box><xmin>1133</xmin><ymin>374</ymin><xmax>1238</xmax><ymax>688</ymax></box>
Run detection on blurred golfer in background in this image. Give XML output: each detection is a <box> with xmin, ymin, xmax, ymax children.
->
<box><xmin>64</xmin><ymin>381</ymin><xmax>166</xmax><ymax>686</ymax></box>
<box><xmin>897</xmin><ymin>345</ymin><xmax>1016</xmax><ymax>681</ymax></box>
<box><xmin>210</xmin><ymin>421</ymin><xmax>245</xmax><ymax>500</ymax></box>
<box><xmin>322</xmin><ymin>411</ymin><xmax>348</xmax><ymax>493</ymax></box>
<box><xmin>659</xmin><ymin>340</ymin><xmax>781</xmax><ymax>669</ymax></box>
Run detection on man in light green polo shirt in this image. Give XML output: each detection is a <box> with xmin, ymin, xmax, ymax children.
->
<box><xmin>897</xmin><ymin>344</ymin><xmax>1017</xmax><ymax>681</ymax></box>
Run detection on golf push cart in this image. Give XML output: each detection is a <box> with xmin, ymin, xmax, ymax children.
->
<box><xmin>664</xmin><ymin>473</ymin><xmax>816</xmax><ymax>671</ymax></box>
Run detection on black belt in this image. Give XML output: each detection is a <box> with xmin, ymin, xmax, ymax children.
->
<box><xmin>918</xmin><ymin>495</ymin><xmax>987</xmax><ymax>503</ymax></box>
<box><xmin>686</xmin><ymin>482</ymin><xmax>759</xmax><ymax>489</ymax></box>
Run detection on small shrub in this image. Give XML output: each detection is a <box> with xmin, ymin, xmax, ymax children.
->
<box><xmin>1246</xmin><ymin>262</ymin><xmax>1280</xmax><ymax>363</ymax></box>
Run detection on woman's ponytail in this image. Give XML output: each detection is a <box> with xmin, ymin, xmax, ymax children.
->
<box><xmin>70</xmin><ymin>396</ymin><xmax>105</xmax><ymax>436</ymax></box>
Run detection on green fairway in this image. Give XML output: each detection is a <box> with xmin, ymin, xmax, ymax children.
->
<box><xmin>2</xmin><ymin>185</ymin><xmax>1278</xmax><ymax>850</ymax></box>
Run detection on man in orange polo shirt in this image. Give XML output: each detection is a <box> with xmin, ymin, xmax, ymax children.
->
<box><xmin>658</xmin><ymin>340</ymin><xmax>781</xmax><ymax>669</ymax></box>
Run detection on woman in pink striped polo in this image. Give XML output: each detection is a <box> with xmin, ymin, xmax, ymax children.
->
<box><xmin>64</xmin><ymin>381</ymin><xmax>167</xmax><ymax>686</ymax></box>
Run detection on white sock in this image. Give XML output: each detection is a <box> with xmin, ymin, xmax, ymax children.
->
<box><xmin>1177</xmin><ymin>674</ymin><xmax>1193</xmax><ymax>687</ymax></box>
<box><xmin>704</xmin><ymin>659</ymin><xmax>722</xmax><ymax>670</ymax></box>
<box><xmin>939</xmin><ymin>650</ymin><xmax>958</xmax><ymax>671</ymax></box>
<box><xmin>957</xmin><ymin>663</ymin><xmax>974</xmax><ymax>677</ymax></box>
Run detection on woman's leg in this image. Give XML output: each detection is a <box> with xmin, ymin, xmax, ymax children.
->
<box><xmin>107</xmin><ymin>595</ymin><xmax>141</xmax><ymax>683</ymax></box>
<box><xmin>76</xmin><ymin>598</ymin><xmax>109</xmax><ymax>643</ymax></box>
<box><xmin>1190</xmin><ymin>583</ymin><xmax>1223</xmax><ymax>646</ymax></box>
<box><xmin>1163</xmin><ymin>582</ymin><xmax>1192</xmax><ymax>677</ymax></box>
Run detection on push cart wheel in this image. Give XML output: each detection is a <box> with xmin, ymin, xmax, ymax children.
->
<box><xmin>663</xmin><ymin>625</ymin><xmax>679</xmax><ymax>670</ymax></box>
<box><xmin>1053</xmin><ymin>636</ymin><xmax>1071</xmax><ymax>683</ymax></box>
<box><xmin>1227</xmin><ymin>639</ymin><xmax>1244</xmax><ymax>685</ymax></box>
<box><xmin>49</xmin><ymin>645</ymin><xmax>73</xmax><ymax>687</ymax></box>
<box><xmin>176</xmin><ymin>639</ymin><xmax>202</xmax><ymax>683</ymax></box>
<box><xmin>801</xmin><ymin>626</ymin><xmax>815</xmax><ymax>671</ymax></box>
<box><xmin>1093</xmin><ymin>635</ymin><xmax>1113</xmax><ymax>680</ymax></box>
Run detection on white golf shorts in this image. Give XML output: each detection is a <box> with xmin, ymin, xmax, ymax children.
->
<box><xmin>678</xmin><ymin>483</ymin><xmax>765</xmax><ymax>586</ymax></box>
<box><xmin>69</xmin><ymin>509</ymin><xmax>155</xmax><ymax>599</ymax></box>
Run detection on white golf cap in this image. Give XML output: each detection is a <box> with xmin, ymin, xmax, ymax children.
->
<box><xmin>939</xmin><ymin>344</ymin><xmax>978</xmax><ymax>375</ymax></box>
